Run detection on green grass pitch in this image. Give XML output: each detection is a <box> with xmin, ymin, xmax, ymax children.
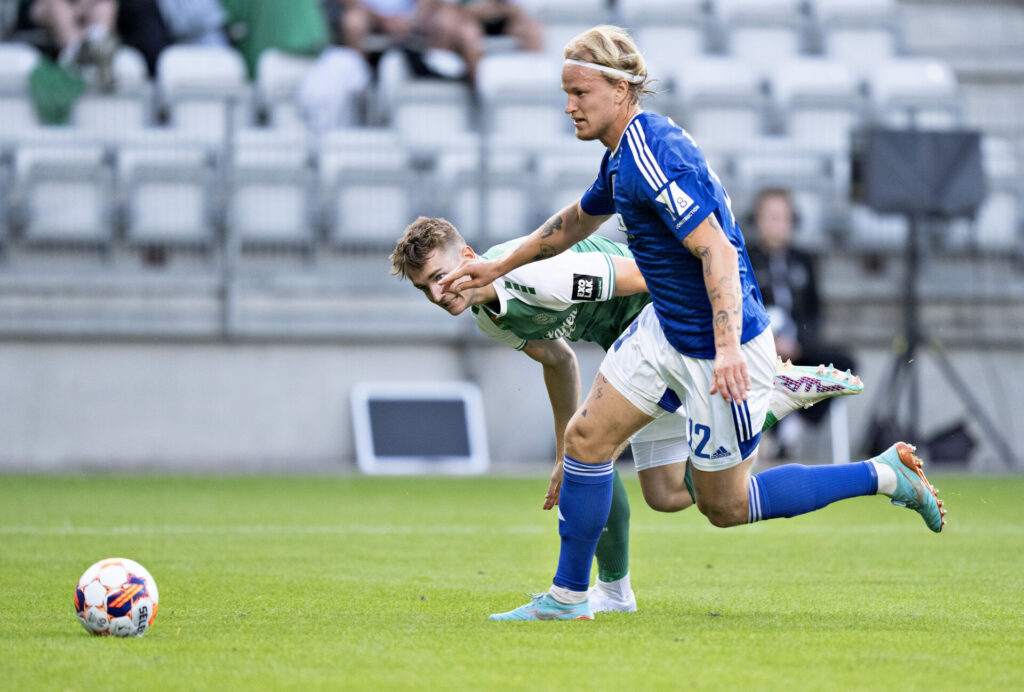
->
<box><xmin>2</xmin><ymin>472</ymin><xmax>1023</xmax><ymax>691</ymax></box>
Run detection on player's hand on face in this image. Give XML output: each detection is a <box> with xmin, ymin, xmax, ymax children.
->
<box><xmin>543</xmin><ymin>458</ymin><xmax>564</xmax><ymax>509</ymax></box>
<box><xmin>438</xmin><ymin>257</ymin><xmax>502</xmax><ymax>292</ymax></box>
<box><xmin>709</xmin><ymin>346</ymin><xmax>751</xmax><ymax>403</ymax></box>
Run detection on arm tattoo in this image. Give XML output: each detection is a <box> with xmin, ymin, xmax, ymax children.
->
<box><xmin>540</xmin><ymin>215</ymin><xmax>563</xmax><ymax>239</ymax></box>
<box><xmin>534</xmin><ymin>215</ymin><xmax>564</xmax><ymax>261</ymax></box>
<box><xmin>696</xmin><ymin>245</ymin><xmax>713</xmax><ymax>277</ymax></box>
<box><xmin>533</xmin><ymin>246</ymin><xmax>557</xmax><ymax>262</ymax></box>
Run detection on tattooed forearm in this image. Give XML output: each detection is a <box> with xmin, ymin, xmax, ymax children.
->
<box><xmin>532</xmin><ymin>246</ymin><xmax>557</xmax><ymax>261</ymax></box>
<box><xmin>696</xmin><ymin>245</ymin><xmax>712</xmax><ymax>277</ymax></box>
<box><xmin>540</xmin><ymin>214</ymin><xmax>563</xmax><ymax>239</ymax></box>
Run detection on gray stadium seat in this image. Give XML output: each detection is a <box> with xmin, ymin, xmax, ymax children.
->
<box><xmin>157</xmin><ymin>45</ymin><xmax>250</xmax><ymax>141</ymax></box>
<box><xmin>847</xmin><ymin>203</ymin><xmax>909</xmax><ymax>250</ymax></box>
<box><xmin>72</xmin><ymin>46</ymin><xmax>153</xmax><ymax>133</ymax></box>
<box><xmin>669</xmin><ymin>56</ymin><xmax>767</xmax><ymax>146</ymax></box>
<box><xmin>632</xmin><ymin>24</ymin><xmax>709</xmax><ymax>84</ymax></box>
<box><xmin>770</xmin><ymin>58</ymin><xmax>863</xmax><ymax>148</ymax></box>
<box><xmin>867</xmin><ymin>58</ymin><xmax>961</xmax><ymax>128</ymax></box>
<box><xmin>535</xmin><ymin>138</ymin><xmax>618</xmax><ymax>239</ymax></box>
<box><xmin>117</xmin><ymin>132</ymin><xmax>217</xmax><ymax>247</ymax></box>
<box><xmin>14</xmin><ymin>140</ymin><xmax>113</xmax><ymax>245</ymax></box>
<box><xmin>0</xmin><ymin>42</ymin><xmax>41</xmax><ymax>133</ymax></box>
<box><xmin>517</xmin><ymin>0</ymin><xmax>608</xmax><ymax>24</ymax></box>
<box><xmin>810</xmin><ymin>0</ymin><xmax>900</xmax><ymax>78</ymax></box>
<box><xmin>256</xmin><ymin>49</ymin><xmax>313</xmax><ymax>132</ymax></box>
<box><xmin>536</xmin><ymin>22</ymin><xmax>599</xmax><ymax>62</ymax></box>
<box><xmin>433</xmin><ymin>136</ymin><xmax>535</xmax><ymax>243</ymax></box>
<box><xmin>318</xmin><ymin>127</ymin><xmax>416</xmax><ymax>245</ymax></box>
<box><xmin>376</xmin><ymin>49</ymin><xmax>473</xmax><ymax>153</ymax></box>
<box><xmin>228</xmin><ymin>129</ymin><xmax>316</xmax><ymax>251</ymax></box>
<box><xmin>714</xmin><ymin>0</ymin><xmax>809</xmax><ymax>69</ymax></box>
<box><xmin>477</xmin><ymin>53</ymin><xmax>569</xmax><ymax>144</ymax></box>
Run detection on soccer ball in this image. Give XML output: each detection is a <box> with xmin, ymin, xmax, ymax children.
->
<box><xmin>74</xmin><ymin>558</ymin><xmax>159</xmax><ymax>637</ymax></box>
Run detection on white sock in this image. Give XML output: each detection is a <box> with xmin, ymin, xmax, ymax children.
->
<box><xmin>596</xmin><ymin>573</ymin><xmax>631</xmax><ymax>598</ymax></box>
<box><xmin>871</xmin><ymin>461</ymin><xmax>898</xmax><ymax>496</ymax></box>
<box><xmin>548</xmin><ymin>584</ymin><xmax>587</xmax><ymax>605</ymax></box>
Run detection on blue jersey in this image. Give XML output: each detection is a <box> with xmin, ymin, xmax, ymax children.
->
<box><xmin>580</xmin><ymin>111</ymin><xmax>770</xmax><ymax>358</ymax></box>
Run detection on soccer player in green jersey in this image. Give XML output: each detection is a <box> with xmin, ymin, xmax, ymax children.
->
<box><xmin>390</xmin><ymin>216</ymin><xmax>862</xmax><ymax>613</ymax></box>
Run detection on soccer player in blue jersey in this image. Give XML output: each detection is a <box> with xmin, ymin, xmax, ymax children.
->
<box><xmin>391</xmin><ymin>216</ymin><xmax>862</xmax><ymax>612</ymax></box>
<box><xmin>441</xmin><ymin>25</ymin><xmax>946</xmax><ymax>621</ymax></box>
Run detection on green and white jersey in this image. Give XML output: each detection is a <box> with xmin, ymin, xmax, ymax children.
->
<box><xmin>471</xmin><ymin>235</ymin><xmax>651</xmax><ymax>352</ymax></box>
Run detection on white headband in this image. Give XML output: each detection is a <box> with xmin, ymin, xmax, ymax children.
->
<box><xmin>564</xmin><ymin>59</ymin><xmax>644</xmax><ymax>84</ymax></box>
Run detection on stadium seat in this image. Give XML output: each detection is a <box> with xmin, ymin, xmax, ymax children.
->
<box><xmin>256</xmin><ymin>49</ymin><xmax>313</xmax><ymax>132</ymax></box>
<box><xmin>71</xmin><ymin>46</ymin><xmax>152</xmax><ymax>133</ymax></box>
<box><xmin>668</xmin><ymin>56</ymin><xmax>767</xmax><ymax>146</ymax></box>
<box><xmin>846</xmin><ymin>202</ymin><xmax>909</xmax><ymax>250</ymax></box>
<box><xmin>632</xmin><ymin>24</ymin><xmax>709</xmax><ymax>84</ymax></box>
<box><xmin>968</xmin><ymin>179</ymin><xmax>1022</xmax><ymax>251</ymax></box>
<box><xmin>157</xmin><ymin>45</ymin><xmax>250</xmax><ymax>141</ymax></box>
<box><xmin>477</xmin><ymin>53</ymin><xmax>569</xmax><ymax>144</ymax></box>
<box><xmin>432</xmin><ymin>134</ymin><xmax>535</xmax><ymax>243</ymax></box>
<box><xmin>117</xmin><ymin>131</ymin><xmax>218</xmax><ymax>247</ymax></box>
<box><xmin>537</xmin><ymin>21</ymin><xmax>599</xmax><ymax>62</ymax></box>
<box><xmin>228</xmin><ymin>129</ymin><xmax>316</xmax><ymax>252</ymax></box>
<box><xmin>809</xmin><ymin>0</ymin><xmax>900</xmax><ymax>78</ymax></box>
<box><xmin>517</xmin><ymin>0</ymin><xmax>608</xmax><ymax>24</ymax></box>
<box><xmin>376</xmin><ymin>49</ymin><xmax>473</xmax><ymax>153</ymax></box>
<box><xmin>0</xmin><ymin>42</ymin><xmax>41</xmax><ymax>133</ymax></box>
<box><xmin>13</xmin><ymin>141</ymin><xmax>112</xmax><ymax>245</ymax></box>
<box><xmin>714</xmin><ymin>0</ymin><xmax>809</xmax><ymax>69</ymax></box>
<box><xmin>318</xmin><ymin>127</ymin><xmax>417</xmax><ymax>245</ymax></box>
<box><xmin>867</xmin><ymin>58</ymin><xmax>961</xmax><ymax>128</ymax></box>
<box><xmin>535</xmin><ymin>138</ymin><xmax>618</xmax><ymax>239</ymax></box>
<box><xmin>770</xmin><ymin>58</ymin><xmax>863</xmax><ymax>147</ymax></box>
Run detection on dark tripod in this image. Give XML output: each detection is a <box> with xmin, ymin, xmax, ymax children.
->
<box><xmin>856</xmin><ymin>128</ymin><xmax>1018</xmax><ymax>467</ymax></box>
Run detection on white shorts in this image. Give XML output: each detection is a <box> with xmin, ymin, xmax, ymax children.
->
<box><xmin>629</xmin><ymin>412</ymin><xmax>688</xmax><ymax>473</ymax></box>
<box><xmin>601</xmin><ymin>302</ymin><xmax>776</xmax><ymax>472</ymax></box>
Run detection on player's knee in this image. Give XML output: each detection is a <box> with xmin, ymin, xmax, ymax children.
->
<box><xmin>642</xmin><ymin>487</ymin><xmax>688</xmax><ymax>513</ymax></box>
<box><xmin>696</xmin><ymin>497</ymin><xmax>747</xmax><ymax>527</ymax></box>
<box><xmin>564</xmin><ymin>418</ymin><xmax>611</xmax><ymax>461</ymax></box>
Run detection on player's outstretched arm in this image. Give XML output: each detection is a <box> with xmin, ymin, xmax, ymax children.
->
<box><xmin>523</xmin><ymin>338</ymin><xmax>581</xmax><ymax>510</ymax></box>
<box><xmin>610</xmin><ymin>256</ymin><xmax>648</xmax><ymax>296</ymax></box>
<box><xmin>683</xmin><ymin>214</ymin><xmax>750</xmax><ymax>403</ymax></box>
<box><xmin>440</xmin><ymin>199</ymin><xmax>609</xmax><ymax>292</ymax></box>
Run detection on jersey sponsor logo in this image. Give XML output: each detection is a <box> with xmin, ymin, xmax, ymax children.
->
<box><xmin>543</xmin><ymin>306</ymin><xmax>579</xmax><ymax>339</ymax></box>
<box><xmin>532</xmin><ymin>313</ymin><xmax>559</xmax><ymax>325</ymax></box>
<box><xmin>571</xmin><ymin>274</ymin><xmax>601</xmax><ymax>301</ymax></box>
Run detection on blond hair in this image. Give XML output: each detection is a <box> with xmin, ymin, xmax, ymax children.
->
<box><xmin>389</xmin><ymin>216</ymin><xmax>466</xmax><ymax>279</ymax></box>
<box><xmin>563</xmin><ymin>25</ymin><xmax>654</xmax><ymax>104</ymax></box>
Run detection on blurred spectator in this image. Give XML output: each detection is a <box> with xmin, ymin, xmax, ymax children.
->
<box><xmin>117</xmin><ymin>0</ymin><xmax>226</xmax><ymax>77</ymax></box>
<box><xmin>747</xmin><ymin>187</ymin><xmax>857</xmax><ymax>456</ymax></box>
<box><xmin>333</xmin><ymin>0</ymin><xmax>483</xmax><ymax>83</ymax></box>
<box><xmin>222</xmin><ymin>0</ymin><xmax>369</xmax><ymax>131</ymax></box>
<box><xmin>15</xmin><ymin>0</ymin><xmax>119</xmax><ymax>89</ymax></box>
<box><xmin>457</xmin><ymin>0</ymin><xmax>541</xmax><ymax>52</ymax></box>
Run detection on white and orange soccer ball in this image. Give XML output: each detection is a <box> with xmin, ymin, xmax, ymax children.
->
<box><xmin>74</xmin><ymin>558</ymin><xmax>159</xmax><ymax>637</ymax></box>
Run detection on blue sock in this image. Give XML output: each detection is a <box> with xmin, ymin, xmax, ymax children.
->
<box><xmin>552</xmin><ymin>456</ymin><xmax>615</xmax><ymax>593</ymax></box>
<box><xmin>748</xmin><ymin>461</ymin><xmax>879</xmax><ymax>523</ymax></box>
